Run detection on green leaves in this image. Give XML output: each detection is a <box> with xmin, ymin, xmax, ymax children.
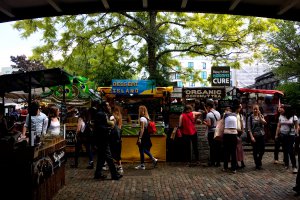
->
<box><xmin>13</xmin><ymin>12</ymin><xmax>275</xmax><ymax>86</ymax></box>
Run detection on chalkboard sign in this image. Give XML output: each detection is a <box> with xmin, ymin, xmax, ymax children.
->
<box><xmin>218</xmin><ymin>100</ymin><xmax>232</xmax><ymax>109</ymax></box>
<box><xmin>170</xmin><ymin>104</ymin><xmax>184</xmax><ymax>113</ymax></box>
<box><xmin>65</xmin><ymin>130</ymin><xmax>76</xmax><ymax>145</ymax></box>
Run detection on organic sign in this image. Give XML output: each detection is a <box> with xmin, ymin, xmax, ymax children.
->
<box><xmin>182</xmin><ymin>87</ymin><xmax>226</xmax><ymax>99</ymax></box>
<box><xmin>211</xmin><ymin>66</ymin><xmax>230</xmax><ymax>86</ymax></box>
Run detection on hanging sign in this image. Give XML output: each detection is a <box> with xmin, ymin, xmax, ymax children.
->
<box><xmin>182</xmin><ymin>87</ymin><xmax>226</xmax><ymax>99</ymax></box>
<box><xmin>111</xmin><ymin>80</ymin><xmax>156</xmax><ymax>95</ymax></box>
<box><xmin>211</xmin><ymin>66</ymin><xmax>230</xmax><ymax>86</ymax></box>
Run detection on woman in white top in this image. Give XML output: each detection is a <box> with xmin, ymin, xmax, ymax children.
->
<box><xmin>73</xmin><ymin>108</ymin><xmax>91</xmax><ymax>168</ymax></box>
<box><xmin>135</xmin><ymin>105</ymin><xmax>158</xmax><ymax>170</ymax></box>
<box><xmin>236</xmin><ymin>104</ymin><xmax>245</xmax><ymax>169</ymax></box>
<box><xmin>222</xmin><ymin>102</ymin><xmax>240</xmax><ymax>173</ymax></box>
<box><xmin>47</xmin><ymin>106</ymin><xmax>60</xmax><ymax>135</ymax></box>
<box><xmin>275</xmin><ymin>104</ymin><xmax>299</xmax><ymax>173</ymax></box>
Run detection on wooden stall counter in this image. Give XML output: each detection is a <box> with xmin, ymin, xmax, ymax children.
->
<box><xmin>32</xmin><ymin>137</ymin><xmax>66</xmax><ymax>200</ymax></box>
<box><xmin>1</xmin><ymin>137</ymin><xmax>66</xmax><ymax>200</ymax></box>
<box><xmin>121</xmin><ymin>134</ymin><xmax>166</xmax><ymax>162</ymax></box>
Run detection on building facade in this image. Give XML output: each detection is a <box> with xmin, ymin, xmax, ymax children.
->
<box><xmin>169</xmin><ymin>56</ymin><xmax>270</xmax><ymax>88</ymax></box>
<box><xmin>0</xmin><ymin>66</ymin><xmax>13</xmax><ymax>75</ymax></box>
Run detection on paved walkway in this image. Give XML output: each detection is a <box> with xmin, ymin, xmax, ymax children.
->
<box><xmin>53</xmin><ymin>152</ymin><xmax>299</xmax><ymax>200</ymax></box>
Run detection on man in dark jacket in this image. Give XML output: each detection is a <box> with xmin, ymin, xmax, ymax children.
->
<box><xmin>93</xmin><ymin>101</ymin><xmax>123</xmax><ymax>180</ymax></box>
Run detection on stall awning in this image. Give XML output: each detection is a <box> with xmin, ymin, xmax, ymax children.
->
<box><xmin>0</xmin><ymin>68</ymin><xmax>71</xmax><ymax>95</ymax></box>
<box><xmin>238</xmin><ymin>88</ymin><xmax>284</xmax><ymax>96</ymax></box>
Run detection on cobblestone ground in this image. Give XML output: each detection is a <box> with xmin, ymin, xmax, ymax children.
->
<box><xmin>53</xmin><ymin>152</ymin><xmax>300</xmax><ymax>200</ymax></box>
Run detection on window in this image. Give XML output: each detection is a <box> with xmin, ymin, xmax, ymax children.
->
<box><xmin>175</xmin><ymin>73</ymin><xmax>180</xmax><ymax>79</ymax></box>
<box><xmin>189</xmin><ymin>82</ymin><xmax>195</xmax><ymax>87</ymax></box>
<box><xmin>177</xmin><ymin>81</ymin><xmax>183</xmax><ymax>87</ymax></box>
<box><xmin>201</xmin><ymin>71</ymin><xmax>207</xmax><ymax>79</ymax></box>
<box><xmin>202</xmin><ymin>62</ymin><xmax>206</xmax><ymax>69</ymax></box>
<box><xmin>188</xmin><ymin>62</ymin><xmax>194</xmax><ymax>68</ymax></box>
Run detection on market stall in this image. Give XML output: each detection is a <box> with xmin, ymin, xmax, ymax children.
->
<box><xmin>233</xmin><ymin>87</ymin><xmax>284</xmax><ymax>142</ymax></box>
<box><xmin>167</xmin><ymin>87</ymin><xmax>226</xmax><ymax>162</ymax></box>
<box><xmin>98</xmin><ymin>80</ymin><xmax>173</xmax><ymax>162</ymax></box>
<box><xmin>40</xmin><ymin>75</ymin><xmax>101</xmax><ymax>166</ymax></box>
<box><xmin>0</xmin><ymin>68</ymin><xmax>71</xmax><ymax>200</ymax></box>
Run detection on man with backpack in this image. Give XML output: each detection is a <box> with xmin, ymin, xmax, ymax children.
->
<box><xmin>93</xmin><ymin>101</ymin><xmax>123</xmax><ymax>180</ymax></box>
<box><xmin>204</xmin><ymin>99</ymin><xmax>221</xmax><ymax>167</ymax></box>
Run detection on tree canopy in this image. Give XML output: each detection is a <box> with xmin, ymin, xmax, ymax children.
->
<box><xmin>10</xmin><ymin>55</ymin><xmax>46</xmax><ymax>73</ymax></box>
<box><xmin>13</xmin><ymin>12</ymin><xmax>276</xmax><ymax>86</ymax></box>
<box><xmin>264</xmin><ymin>20</ymin><xmax>300</xmax><ymax>110</ymax></box>
<box><xmin>265</xmin><ymin>20</ymin><xmax>300</xmax><ymax>79</ymax></box>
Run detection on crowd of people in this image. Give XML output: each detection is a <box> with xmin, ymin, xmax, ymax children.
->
<box><xmin>68</xmin><ymin>100</ymin><xmax>158</xmax><ymax>180</ymax></box>
<box><xmin>1</xmin><ymin>96</ymin><xmax>299</xmax><ymax>191</ymax></box>
<box><xmin>0</xmin><ymin>99</ymin><xmax>159</xmax><ymax>181</ymax></box>
<box><xmin>178</xmin><ymin>98</ymin><xmax>300</xmax><ymax>194</ymax></box>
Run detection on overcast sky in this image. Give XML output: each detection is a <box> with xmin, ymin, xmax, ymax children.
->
<box><xmin>0</xmin><ymin>22</ymin><xmax>42</xmax><ymax>70</ymax></box>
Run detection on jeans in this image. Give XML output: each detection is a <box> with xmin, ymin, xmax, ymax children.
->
<box><xmin>207</xmin><ymin>131</ymin><xmax>221</xmax><ymax>165</ymax></box>
<box><xmin>274</xmin><ymin>135</ymin><xmax>282</xmax><ymax>161</ymax></box>
<box><xmin>94</xmin><ymin>140</ymin><xmax>118</xmax><ymax>177</ymax></box>
<box><xmin>296</xmin><ymin>148</ymin><xmax>300</xmax><ymax>187</ymax></box>
<box><xmin>138</xmin><ymin>146</ymin><xmax>154</xmax><ymax>164</ymax></box>
<box><xmin>182</xmin><ymin>133</ymin><xmax>199</xmax><ymax>162</ymax></box>
<box><xmin>223</xmin><ymin>134</ymin><xmax>237</xmax><ymax>171</ymax></box>
<box><xmin>282</xmin><ymin>134</ymin><xmax>296</xmax><ymax>168</ymax></box>
<box><xmin>74</xmin><ymin>138</ymin><xmax>94</xmax><ymax>166</ymax></box>
<box><xmin>85</xmin><ymin>142</ymin><xmax>94</xmax><ymax>164</ymax></box>
<box><xmin>252</xmin><ymin>135</ymin><xmax>265</xmax><ymax>168</ymax></box>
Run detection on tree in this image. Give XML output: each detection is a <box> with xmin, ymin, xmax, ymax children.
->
<box><xmin>10</xmin><ymin>55</ymin><xmax>46</xmax><ymax>73</ymax></box>
<box><xmin>265</xmin><ymin>20</ymin><xmax>300</xmax><ymax>79</ymax></box>
<box><xmin>13</xmin><ymin>12</ymin><xmax>275</xmax><ymax>86</ymax></box>
<box><xmin>264</xmin><ymin>20</ymin><xmax>300</xmax><ymax>110</ymax></box>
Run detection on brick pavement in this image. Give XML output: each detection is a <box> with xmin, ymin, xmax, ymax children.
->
<box><xmin>53</xmin><ymin>152</ymin><xmax>300</xmax><ymax>200</ymax></box>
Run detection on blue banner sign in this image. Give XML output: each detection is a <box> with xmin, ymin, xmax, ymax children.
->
<box><xmin>112</xmin><ymin>80</ymin><xmax>156</xmax><ymax>95</ymax></box>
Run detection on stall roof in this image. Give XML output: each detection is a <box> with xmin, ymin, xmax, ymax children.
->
<box><xmin>238</xmin><ymin>88</ymin><xmax>284</xmax><ymax>96</ymax></box>
<box><xmin>0</xmin><ymin>68</ymin><xmax>71</xmax><ymax>95</ymax></box>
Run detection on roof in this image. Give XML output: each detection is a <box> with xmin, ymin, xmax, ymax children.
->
<box><xmin>0</xmin><ymin>68</ymin><xmax>71</xmax><ymax>95</ymax></box>
<box><xmin>0</xmin><ymin>0</ymin><xmax>300</xmax><ymax>23</ymax></box>
<box><xmin>238</xmin><ymin>88</ymin><xmax>284</xmax><ymax>95</ymax></box>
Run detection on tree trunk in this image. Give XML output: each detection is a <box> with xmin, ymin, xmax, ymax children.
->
<box><xmin>147</xmin><ymin>11</ymin><xmax>158</xmax><ymax>80</ymax></box>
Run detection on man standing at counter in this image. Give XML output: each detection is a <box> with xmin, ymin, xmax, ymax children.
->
<box><xmin>21</xmin><ymin>101</ymin><xmax>48</xmax><ymax>145</ymax></box>
<box><xmin>93</xmin><ymin>101</ymin><xmax>123</xmax><ymax>180</ymax></box>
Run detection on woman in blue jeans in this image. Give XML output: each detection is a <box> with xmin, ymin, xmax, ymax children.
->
<box><xmin>135</xmin><ymin>105</ymin><xmax>158</xmax><ymax>170</ymax></box>
<box><xmin>248</xmin><ymin>104</ymin><xmax>267</xmax><ymax>170</ymax></box>
<box><xmin>275</xmin><ymin>105</ymin><xmax>299</xmax><ymax>173</ymax></box>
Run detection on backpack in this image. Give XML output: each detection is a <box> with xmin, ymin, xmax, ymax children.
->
<box><xmin>83</xmin><ymin>121</ymin><xmax>93</xmax><ymax>137</ymax></box>
<box><xmin>148</xmin><ymin>120</ymin><xmax>157</xmax><ymax>134</ymax></box>
<box><xmin>209</xmin><ymin>111</ymin><xmax>219</xmax><ymax>128</ymax></box>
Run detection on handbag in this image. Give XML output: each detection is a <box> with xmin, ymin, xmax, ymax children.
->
<box><xmin>176</xmin><ymin>127</ymin><xmax>182</xmax><ymax>138</ymax></box>
<box><xmin>214</xmin><ymin>119</ymin><xmax>224</xmax><ymax>141</ymax></box>
<box><xmin>170</xmin><ymin>127</ymin><xmax>177</xmax><ymax>140</ymax></box>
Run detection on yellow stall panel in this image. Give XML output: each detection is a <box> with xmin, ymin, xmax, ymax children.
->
<box><xmin>121</xmin><ymin>135</ymin><xmax>166</xmax><ymax>162</ymax></box>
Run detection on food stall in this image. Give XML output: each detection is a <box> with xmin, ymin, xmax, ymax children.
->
<box><xmin>41</xmin><ymin>76</ymin><xmax>100</xmax><ymax>155</ymax></box>
<box><xmin>232</xmin><ymin>87</ymin><xmax>284</xmax><ymax>142</ymax></box>
<box><xmin>167</xmin><ymin>87</ymin><xmax>226</xmax><ymax>162</ymax></box>
<box><xmin>98</xmin><ymin>80</ymin><xmax>173</xmax><ymax>162</ymax></box>
<box><xmin>0</xmin><ymin>68</ymin><xmax>71</xmax><ymax>200</ymax></box>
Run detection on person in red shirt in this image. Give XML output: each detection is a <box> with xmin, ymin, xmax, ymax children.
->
<box><xmin>179</xmin><ymin>105</ymin><xmax>202</xmax><ymax>166</ymax></box>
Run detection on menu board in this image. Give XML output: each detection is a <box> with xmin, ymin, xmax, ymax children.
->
<box><xmin>65</xmin><ymin>124</ymin><xmax>77</xmax><ymax>146</ymax></box>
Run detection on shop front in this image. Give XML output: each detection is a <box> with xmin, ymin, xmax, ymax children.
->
<box><xmin>167</xmin><ymin>87</ymin><xmax>226</xmax><ymax>163</ymax></box>
<box><xmin>98</xmin><ymin>79</ymin><xmax>173</xmax><ymax>162</ymax></box>
<box><xmin>0</xmin><ymin>68</ymin><xmax>71</xmax><ymax>199</ymax></box>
